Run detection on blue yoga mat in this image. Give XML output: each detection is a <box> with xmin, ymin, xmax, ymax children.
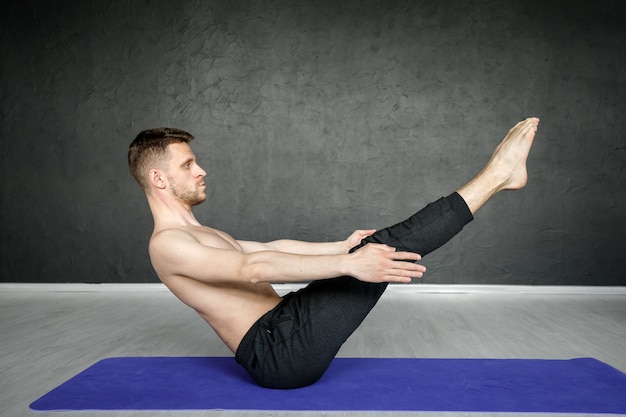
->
<box><xmin>30</xmin><ymin>357</ymin><xmax>626</xmax><ymax>413</ymax></box>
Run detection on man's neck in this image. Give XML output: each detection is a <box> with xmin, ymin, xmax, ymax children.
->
<box><xmin>147</xmin><ymin>194</ymin><xmax>203</xmax><ymax>230</ymax></box>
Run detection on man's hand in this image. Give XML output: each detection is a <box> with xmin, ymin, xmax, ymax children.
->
<box><xmin>344</xmin><ymin>229</ymin><xmax>377</xmax><ymax>251</ymax></box>
<box><xmin>347</xmin><ymin>243</ymin><xmax>425</xmax><ymax>283</ymax></box>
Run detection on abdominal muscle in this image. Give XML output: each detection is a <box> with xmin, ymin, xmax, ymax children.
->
<box><xmin>162</xmin><ymin>275</ymin><xmax>283</xmax><ymax>352</ymax></box>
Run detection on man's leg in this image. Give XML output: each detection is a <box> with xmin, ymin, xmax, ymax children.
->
<box><xmin>353</xmin><ymin>117</ymin><xmax>540</xmax><ymax>252</ymax></box>
<box><xmin>235</xmin><ymin>193</ymin><xmax>472</xmax><ymax>389</ymax></box>
<box><xmin>236</xmin><ymin>118</ymin><xmax>540</xmax><ymax>389</ymax></box>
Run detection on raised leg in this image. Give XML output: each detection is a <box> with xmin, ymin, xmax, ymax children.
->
<box><xmin>236</xmin><ymin>118</ymin><xmax>540</xmax><ymax>389</ymax></box>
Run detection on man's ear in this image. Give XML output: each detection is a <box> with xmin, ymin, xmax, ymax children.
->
<box><xmin>148</xmin><ymin>169</ymin><xmax>167</xmax><ymax>190</ymax></box>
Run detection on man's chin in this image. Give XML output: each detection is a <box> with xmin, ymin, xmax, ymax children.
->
<box><xmin>190</xmin><ymin>198</ymin><xmax>206</xmax><ymax>207</ymax></box>
<box><xmin>191</xmin><ymin>194</ymin><xmax>207</xmax><ymax>206</ymax></box>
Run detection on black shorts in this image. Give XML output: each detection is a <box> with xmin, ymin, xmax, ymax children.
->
<box><xmin>235</xmin><ymin>193</ymin><xmax>473</xmax><ymax>389</ymax></box>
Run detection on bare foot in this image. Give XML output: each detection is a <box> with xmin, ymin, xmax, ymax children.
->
<box><xmin>488</xmin><ymin>117</ymin><xmax>540</xmax><ymax>191</ymax></box>
<box><xmin>457</xmin><ymin>117</ymin><xmax>540</xmax><ymax>214</ymax></box>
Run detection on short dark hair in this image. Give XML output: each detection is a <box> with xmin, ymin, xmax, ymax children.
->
<box><xmin>128</xmin><ymin>127</ymin><xmax>194</xmax><ymax>192</ymax></box>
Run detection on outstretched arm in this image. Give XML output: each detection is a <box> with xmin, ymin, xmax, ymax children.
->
<box><xmin>150</xmin><ymin>228</ymin><xmax>424</xmax><ymax>285</ymax></box>
<box><xmin>237</xmin><ymin>229</ymin><xmax>376</xmax><ymax>255</ymax></box>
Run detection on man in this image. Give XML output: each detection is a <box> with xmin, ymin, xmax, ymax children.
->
<box><xmin>128</xmin><ymin>117</ymin><xmax>540</xmax><ymax>389</ymax></box>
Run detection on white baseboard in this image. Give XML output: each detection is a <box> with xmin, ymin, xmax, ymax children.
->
<box><xmin>1</xmin><ymin>283</ymin><xmax>625</xmax><ymax>295</ymax></box>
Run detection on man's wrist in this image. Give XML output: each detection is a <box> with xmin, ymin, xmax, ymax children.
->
<box><xmin>337</xmin><ymin>253</ymin><xmax>352</xmax><ymax>276</ymax></box>
<box><xmin>339</xmin><ymin>239</ymin><xmax>352</xmax><ymax>254</ymax></box>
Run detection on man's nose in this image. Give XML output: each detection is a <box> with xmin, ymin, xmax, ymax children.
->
<box><xmin>196</xmin><ymin>165</ymin><xmax>207</xmax><ymax>177</ymax></box>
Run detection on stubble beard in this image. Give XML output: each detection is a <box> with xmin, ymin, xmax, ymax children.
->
<box><xmin>170</xmin><ymin>180</ymin><xmax>206</xmax><ymax>207</ymax></box>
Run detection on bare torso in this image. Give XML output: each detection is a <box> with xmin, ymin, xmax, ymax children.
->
<box><xmin>149</xmin><ymin>225</ymin><xmax>282</xmax><ymax>353</ymax></box>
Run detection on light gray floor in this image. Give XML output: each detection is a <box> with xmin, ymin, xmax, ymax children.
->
<box><xmin>2</xmin><ymin>284</ymin><xmax>626</xmax><ymax>417</ymax></box>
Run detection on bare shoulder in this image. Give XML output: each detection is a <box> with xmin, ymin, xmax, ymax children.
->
<box><xmin>148</xmin><ymin>226</ymin><xmax>246</xmax><ymax>285</ymax></box>
<box><xmin>149</xmin><ymin>228</ymin><xmax>194</xmax><ymax>262</ymax></box>
<box><xmin>151</xmin><ymin>226</ymin><xmax>241</xmax><ymax>253</ymax></box>
<box><xmin>150</xmin><ymin>227</ymin><xmax>194</xmax><ymax>246</ymax></box>
<box><xmin>150</xmin><ymin>227</ymin><xmax>193</xmax><ymax>250</ymax></box>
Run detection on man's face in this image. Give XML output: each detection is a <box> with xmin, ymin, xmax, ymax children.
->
<box><xmin>165</xmin><ymin>142</ymin><xmax>207</xmax><ymax>206</ymax></box>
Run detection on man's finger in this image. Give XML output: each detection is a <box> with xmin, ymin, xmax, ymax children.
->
<box><xmin>390</xmin><ymin>251</ymin><xmax>422</xmax><ymax>261</ymax></box>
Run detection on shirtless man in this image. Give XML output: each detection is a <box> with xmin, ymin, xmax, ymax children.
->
<box><xmin>128</xmin><ymin>117</ymin><xmax>539</xmax><ymax>389</ymax></box>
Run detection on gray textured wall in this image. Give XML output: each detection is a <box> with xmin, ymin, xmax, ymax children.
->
<box><xmin>1</xmin><ymin>0</ymin><xmax>625</xmax><ymax>285</ymax></box>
